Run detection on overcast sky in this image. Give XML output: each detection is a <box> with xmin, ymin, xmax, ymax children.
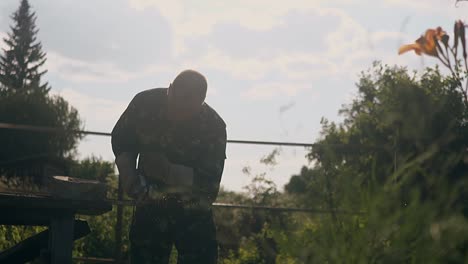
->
<box><xmin>0</xmin><ymin>0</ymin><xmax>465</xmax><ymax>191</ymax></box>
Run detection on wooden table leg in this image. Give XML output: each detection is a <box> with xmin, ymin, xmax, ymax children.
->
<box><xmin>49</xmin><ymin>211</ymin><xmax>75</xmax><ymax>264</ymax></box>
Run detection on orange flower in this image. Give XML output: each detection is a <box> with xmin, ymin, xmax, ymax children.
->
<box><xmin>398</xmin><ymin>27</ymin><xmax>447</xmax><ymax>57</ymax></box>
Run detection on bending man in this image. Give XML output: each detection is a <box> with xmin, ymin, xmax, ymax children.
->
<box><xmin>111</xmin><ymin>70</ymin><xmax>227</xmax><ymax>264</ymax></box>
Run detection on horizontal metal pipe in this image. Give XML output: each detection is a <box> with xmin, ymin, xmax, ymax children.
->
<box><xmin>0</xmin><ymin>122</ymin><xmax>316</xmax><ymax>147</ymax></box>
<box><xmin>0</xmin><ymin>122</ymin><xmax>383</xmax><ymax>149</ymax></box>
<box><xmin>107</xmin><ymin>199</ymin><xmax>363</xmax><ymax>215</ymax></box>
<box><xmin>72</xmin><ymin>257</ymin><xmax>115</xmax><ymax>263</ymax></box>
<box><xmin>0</xmin><ymin>191</ymin><xmax>363</xmax><ymax>215</ymax></box>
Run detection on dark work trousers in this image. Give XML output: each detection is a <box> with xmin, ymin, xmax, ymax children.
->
<box><xmin>129</xmin><ymin>204</ymin><xmax>218</xmax><ymax>264</ymax></box>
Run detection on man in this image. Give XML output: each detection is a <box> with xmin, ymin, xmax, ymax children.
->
<box><xmin>111</xmin><ymin>70</ymin><xmax>227</xmax><ymax>264</ymax></box>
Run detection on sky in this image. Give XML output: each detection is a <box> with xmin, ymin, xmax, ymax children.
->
<box><xmin>0</xmin><ymin>0</ymin><xmax>466</xmax><ymax>192</ymax></box>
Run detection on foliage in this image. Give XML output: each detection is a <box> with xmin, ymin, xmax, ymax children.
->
<box><xmin>70</xmin><ymin>156</ymin><xmax>115</xmax><ymax>183</ymax></box>
<box><xmin>70</xmin><ymin>157</ymin><xmax>133</xmax><ymax>260</ymax></box>
<box><xmin>0</xmin><ymin>225</ymin><xmax>46</xmax><ymax>253</ymax></box>
<box><xmin>0</xmin><ymin>0</ymin><xmax>82</xmax><ymax>183</ymax></box>
<box><xmin>284</xmin><ymin>63</ymin><xmax>468</xmax><ymax>263</ymax></box>
<box><xmin>0</xmin><ymin>90</ymin><xmax>82</xmax><ymax>165</ymax></box>
<box><xmin>217</xmin><ymin>149</ymin><xmax>292</xmax><ymax>264</ymax></box>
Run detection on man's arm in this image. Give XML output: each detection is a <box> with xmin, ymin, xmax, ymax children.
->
<box><xmin>191</xmin><ymin>126</ymin><xmax>227</xmax><ymax>204</ymax></box>
<box><xmin>111</xmin><ymin>94</ymin><xmax>140</xmax><ymax>157</ymax></box>
<box><xmin>111</xmin><ymin>94</ymin><xmax>142</xmax><ymax>197</ymax></box>
<box><xmin>115</xmin><ymin>152</ymin><xmax>145</xmax><ymax>198</ymax></box>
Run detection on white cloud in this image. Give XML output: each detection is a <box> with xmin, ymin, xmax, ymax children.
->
<box><xmin>321</xmin><ymin>9</ymin><xmax>367</xmax><ymax>58</ymax></box>
<box><xmin>40</xmin><ymin>1</ymin><xmax>424</xmax><ymax>101</ymax></box>
<box><xmin>178</xmin><ymin>49</ymin><xmax>270</xmax><ymax>80</ymax></box>
<box><xmin>128</xmin><ymin>0</ymin><xmax>324</xmax><ymax>31</ymax></box>
<box><xmin>46</xmin><ymin>51</ymin><xmax>170</xmax><ymax>83</ymax></box>
<box><xmin>50</xmin><ymin>88</ymin><xmax>128</xmax><ymax>131</ymax></box>
<box><xmin>242</xmin><ymin>82</ymin><xmax>312</xmax><ymax>100</ymax></box>
<box><xmin>370</xmin><ymin>31</ymin><xmax>409</xmax><ymax>47</ymax></box>
<box><xmin>165</xmin><ymin>5</ymin><xmax>411</xmax><ymax>83</ymax></box>
<box><xmin>384</xmin><ymin>0</ymin><xmax>433</xmax><ymax>10</ymax></box>
<box><xmin>51</xmin><ymin>88</ymin><xmax>126</xmax><ymax>122</ymax></box>
<box><xmin>44</xmin><ymin>87</ymin><xmax>122</xmax><ymax>159</ymax></box>
<box><xmin>35</xmin><ymin>1</ymin><xmax>412</xmax><ymax>89</ymax></box>
<box><xmin>128</xmin><ymin>0</ymin><xmax>329</xmax><ymax>54</ymax></box>
<box><xmin>324</xmin><ymin>24</ymin><xmax>414</xmax><ymax>78</ymax></box>
<box><xmin>384</xmin><ymin>0</ymin><xmax>468</xmax><ymax>18</ymax></box>
<box><xmin>179</xmin><ymin>48</ymin><xmax>344</xmax><ymax>82</ymax></box>
<box><xmin>221</xmin><ymin>146</ymin><xmax>310</xmax><ymax>191</ymax></box>
<box><xmin>187</xmin><ymin>28</ymin><xmax>407</xmax><ymax>83</ymax></box>
<box><xmin>41</xmin><ymin>6</ymin><xmax>414</xmax><ymax>103</ymax></box>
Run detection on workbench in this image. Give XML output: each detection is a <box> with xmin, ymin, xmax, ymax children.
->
<box><xmin>0</xmin><ymin>192</ymin><xmax>112</xmax><ymax>264</ymax></box>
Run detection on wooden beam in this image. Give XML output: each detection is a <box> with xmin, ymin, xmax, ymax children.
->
<box><xmin>49</xmin><ymin>211</ymin><xmax>74</xmax><ymax>264</ymax></box>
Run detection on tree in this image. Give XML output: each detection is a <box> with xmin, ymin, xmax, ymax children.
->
<box><xmin>0</xmin><ymin>0</ymin><xmax>82</xmax><ymax>184</ymax></box>
<box><xmin>284</xmin><ymin>63</ymin><xmax>468</xmax><ymax>263</ymax></box>
<box><xmin>70</xmin><ymin>156</ymin><xmax>116</xmax><ymax>183</ymax></box>
<box><xmin>0</xmin><ymin>0</ymin><xmax>48</xmax><ymax>94</ymax></box>
<box><xmin>0</xmin><ymin>89</ymin><xmax>83</xmax><ymax>181</ymax></box>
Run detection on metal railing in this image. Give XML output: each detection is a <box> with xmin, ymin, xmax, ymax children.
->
<box><xmin>0</xmin><ymin>122</ymin><xmax>368</xmax><ymax>263</ymax></box>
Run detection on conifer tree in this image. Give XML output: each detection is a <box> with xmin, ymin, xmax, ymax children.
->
<box><xmin>0</xmin><ymin>0</ymin><xmax>49</xmax><ymax>93</ymax></box>
<box><xmin>0</xmin><ymin>0</ymin><xmax>83</xmax><ymax>183</ymax></box>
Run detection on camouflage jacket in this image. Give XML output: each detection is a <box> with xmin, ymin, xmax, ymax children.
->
<box><xmin>111</xmin><ymin>88</ymin><xmax>227</xmax><ymax>203</ymax></box>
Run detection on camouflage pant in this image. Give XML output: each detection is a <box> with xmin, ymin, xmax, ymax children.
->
<box><xmin>129</xmin><ymin>205</ymin><xmax>218</xmax><ymax>264</ymax></box>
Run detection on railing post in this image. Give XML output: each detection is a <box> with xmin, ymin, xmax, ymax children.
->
<box><xmin>114</xmin><ymin>174</ymin><xmax>123</xmax><ymax>263</ymax></box>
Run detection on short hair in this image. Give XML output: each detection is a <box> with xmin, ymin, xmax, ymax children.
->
<box><xmin>172</xmin><ymin>70</ymin><xmax>208</xmax><ymax>101</ymax></box>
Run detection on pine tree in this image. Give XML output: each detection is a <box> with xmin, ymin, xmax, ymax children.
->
<box><xmin>0</xmin><ymin>0</ymin><xmax>49</xmax><ymax>93</ymax></box>
<box><xmin>0</xmin><ymin>0</ymin><xmax>83</xmax><ymax>184</ymax></box>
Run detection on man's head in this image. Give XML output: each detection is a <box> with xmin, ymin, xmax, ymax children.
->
<box><xmin>167</xmin><ymin>70</ymin><xmax>207</xmax><ymax>121</ymax></box>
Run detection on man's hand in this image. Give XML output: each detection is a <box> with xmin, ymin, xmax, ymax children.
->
<box><xmin>138</xmin><ymin>152</ymin><xmax>170</xmax><ymax>184</ymax></box>
<box><xmin>139</xmin><ymin>152</ymin><xmax>193</xmax><ymax>191</ymax></box>
<box><xmin>115</xmin><ymin>152</ymin><xmax>147</xmax><ymax>199</ymax></box>
<box><xmin>139</xmin><ymin>152</ymin><xmax>193</xmax><ymax>186</ymax></box>
<box><xmin>167</xmin><ymin>164</ymin><xmax>194</xmax><ymax>186</ymax></box>
<box><xmin>164</xmin><ymin>164</ymin><xmax>194</xmax><ymax>195</ymax></box>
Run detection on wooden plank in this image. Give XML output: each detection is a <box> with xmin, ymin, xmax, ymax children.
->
<box><xmin>0</xmin><ymin>192</ymin><xmax>112</xmax><ymax>216</ymax></box>
<box><xmin>0</xmin><ymin>208</ymin><xmax>54</xmax><ymax>225</ymax></box>
<box><xmin>0</xmin><ymin>192</ymin><xmax>112</xmax><ymax>263</ymax></box>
